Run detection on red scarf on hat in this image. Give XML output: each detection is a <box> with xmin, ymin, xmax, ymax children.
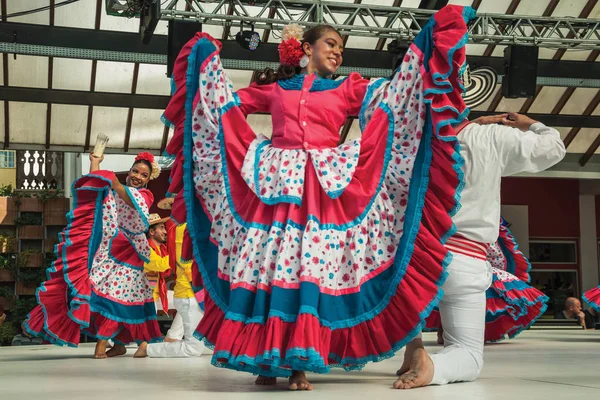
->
<box><xmin>148</xmin><ymin>239</ymin><xmax>170</xmax><ymax>313</ymax></box>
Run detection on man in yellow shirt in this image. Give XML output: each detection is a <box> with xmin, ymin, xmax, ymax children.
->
<box><xmin>135</xmin><ymin>223</ymin><xmax>205</xmax><ymax>358</ymax></box>
<box><xmin>143</xmin><ymin>214</ymin><xmax>171</xmax><ymax>314</ymax></box>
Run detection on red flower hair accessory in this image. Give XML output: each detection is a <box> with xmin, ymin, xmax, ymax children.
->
<box><xmin>278</xmin><ymin>24</ymin><xmax>304</xmax><ymax>67</ymax></box>
<box><xmin>135</xmin><ymin>152</ymin><xmax>155</xmax><ymax>163</ymax></box>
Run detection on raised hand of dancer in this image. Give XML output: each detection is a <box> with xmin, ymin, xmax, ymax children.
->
<box><xmin>89</xmin><ymin>153</ymin><xmax>104</xmax><ymax>173</ymax></box>
<box><xmin>471</xmin><ymin>113</ymin><xmax>508</xmax><ymax>126</ymax></box>
<box><xmin>501</xmin><ymin>112</ymin><xmax>538</xmax><ymax>132</ymax></box>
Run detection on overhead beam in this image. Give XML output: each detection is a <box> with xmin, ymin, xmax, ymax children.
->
<box><xmin>0</xmin><ymin>87</ymin><xmax>171</xmax><ymax>109</ymax></box>
<box><xmin>1</xmin><ymin>23</ymin><xmax>600</xmax><ymax>80</ymax></box>
<box><xmin>2</xmin><ymin>86</ymin><xmax>599</xmax><ymax>129</ymax></box>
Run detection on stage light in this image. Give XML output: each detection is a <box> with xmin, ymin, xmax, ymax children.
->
<box><xmin>236</xmin><ymin>23</ymin><xmax>261</xmax><ymax>51</ymax></box>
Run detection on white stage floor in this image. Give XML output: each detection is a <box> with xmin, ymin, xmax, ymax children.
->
<box><xmin>1</xmin><ymin>329</ymin><xmax>598</xmax><ymax>400</ymax></box>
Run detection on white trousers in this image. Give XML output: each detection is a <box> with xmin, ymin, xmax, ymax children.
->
<box><xmin>147</xmin><ymin>297</ymin><xmax>205</xmax><ymax>358</ymax></box>
<box><xmin>166</xmin><ymin>311</ymin><xmax>184</xmax><ymax>340</ymax></box>
<box><xmin>429</xmin><ymin>252</ymin><xmax>492</xmax><ymax>385</ymax></box>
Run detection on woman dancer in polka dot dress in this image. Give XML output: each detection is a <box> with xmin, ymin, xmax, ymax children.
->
<box><xmin>24</xmin><ymin>153</ymin><xmax>164</xmax><ymax>358</ymax></box>
<box><xmin>163</xmin><ymin>4</ymin><xmax>476</xmax><ymax>389</ymax></box>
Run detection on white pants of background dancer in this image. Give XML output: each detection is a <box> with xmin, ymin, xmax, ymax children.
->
<box><xmin>155</xmin><ymin>290</ymin><xmax>185</xmax><ymax>340</ymax></box>
<box><xmin>427</xmin><ymin>252</ymin><xmax>492</xmax><ymax>384</ymax></box>
<box><xmin>147</xmin><ymin>298</ymin><xmax>205</xmax><ymax>357</ymax></box>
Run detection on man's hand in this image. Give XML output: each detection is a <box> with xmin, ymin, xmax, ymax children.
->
<box><xmin>577</xmin><ymin>311</ymin><xmax>587</xmax><ymax>329</ymax></box>
<box><xmin>501</xmin><ymin>112</ymin><xmax>538</xmax><ymax>132</ymax></box>
<box><xmin>472</xmin><ymin>114</ymin><xmax>508</xmax><ymax>125</ymax></box>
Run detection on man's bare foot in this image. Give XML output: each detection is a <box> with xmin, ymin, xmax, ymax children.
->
<box><xmin>164</xmin><ymin>337</ymin><xmax>178</xmax><ymax>343</ymax></box>
<box><xmin>393</xmin><ymin>348</ymin><xmax>434</xmax><ymax>390</ymax></box>
<box><xmin>106</xmin><ymin>344</ymin><xmax>127</xmax><ymax>358</ymax></box>
<box><xmin>289</xmin><ymin>370</ymin><xmax>313</xmax><ymax>391</ymax></box>
<box><xmin>94</xmin><ymin>340</ymin><xmax>108</xmax><ymax>359</ymax></box>
<box><xmin>133</xmin><ymin>342</ymin><xmax>148</xmax><ymax>358</ymax></box>
<box><xmin>396</xmin><ymin>338</ymin><xmax>424</xmax><ymax>376</ymax></box>
<box><xmin>255</xmin><ymin>376</ymin><xmax>277</xmax><ymax>385</ymax></box>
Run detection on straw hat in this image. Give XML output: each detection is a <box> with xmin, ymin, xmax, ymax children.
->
<box><xmin>157</xmin><ymin>197</ymin><xmax>175</xmax><ymax>210</ymax></box>
<box><xmin>148</xmin><ymin>213</ymin><xmax>169</xmax><ymax>226</ymax></box>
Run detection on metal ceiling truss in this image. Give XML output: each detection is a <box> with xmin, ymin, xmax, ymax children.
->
<box><xmin>2</xmin><ymin>22</ymin><xmax>600</xmax><ymax>85</ymax></box>
<box><xmin>104</xmin><ymin>0</ymin><xmax>600</xmax><ymax>49</ymax></box>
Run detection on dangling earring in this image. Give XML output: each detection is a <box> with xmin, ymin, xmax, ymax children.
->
<box><xmin>299</xmin><ymin>54</ymin><xmax>309</xmax><ymax>68</ymax></box>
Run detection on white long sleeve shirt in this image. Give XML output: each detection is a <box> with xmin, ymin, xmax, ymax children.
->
<box><xmin>451</xmin><ymin>122</ymin><xmax>566</xmax><ymax>243</ymax></box>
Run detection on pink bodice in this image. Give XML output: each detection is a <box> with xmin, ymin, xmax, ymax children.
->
<box><xmin>235</xmin><ymin>72</ymin><xmax>369</xmax><ymax>150</ymax></box>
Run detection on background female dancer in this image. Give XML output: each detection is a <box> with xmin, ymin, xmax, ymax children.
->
<box><xmin>23</xmin><ymin>152</ymin><xmax>164</xmax><ymax>358</ymax></box>
<box><xmin>162</xmin><ymin>4</ymin><xmax>474</xmax><ymax>390</ymax></box>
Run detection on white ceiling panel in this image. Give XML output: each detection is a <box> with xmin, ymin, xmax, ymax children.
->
<box><xmin>54</xmin><ymin>0</ymin><xmax>96</xmax><ymax>29</ymax></box>
<box><xmin>9</xmin><ymin>102</ymin><xmax>47</xmax><ymax>144</ymax></box>
<box><xmin>95</xmin><ymin>61</ymin><xmax>135</xmax><ymax>93</ymax></box>
<box><xmin>561</xmin><ymin>88</ymin><xmax>599</xmax><ymax>115</ymax></box>
<box><xmin>90</xmin><ymin>107</ymin><xmax>128</xmax><ymax>150</ymax></box>
<box><xmin>8</xmin><ymin>55</ymin><xmax>48</xmax><ymax>89</ymax></box>
<box><xmin>529</xmin><ymin>87</ymin><xmax>568</xmax><ymax>114</ymax></box>
<box><xmin>495</xmin><ymin>96</ymin><xmax>527</xmax><ymax>113</ymax></box>
<box><xmin>128</xmin><ymin>108</ymin><xmax>165</xmax><ymax>150</ymax></box>
<box><xmin>7</xmin><ymin>0</ymin><xmax>49</xmax><ymax>25</ymax></box>
<box><xmin>53</xmin><ymin>58</ymin><xmax>93</xmax><ymax>91</ymax></box>
<box><xmin>101</xmin><ymin>13</ymin><xmax>139</xmax><ymax>33</ymax></box>
<box><xmin>567</xmin><ymin>128</ymin><xmax>600</xmax><ymax>153</ymax></box>
<box><xmin>50</xmin><ymin>104</ymin><xmax>88</xmax><ymax>146</ymax></box>
<box><xmin>137</xmin><ymin>64</ymin><xmax>171</xmax><ymax>95</ymax></box>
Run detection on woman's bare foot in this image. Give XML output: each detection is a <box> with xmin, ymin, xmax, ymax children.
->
<box><xmin>255</xmin><ymin>376</ymin><xmax>277</xmax><ymax>385</ymax></box>
<box><xmin>289</xmin><ymin>370</ymin><xmax>313</xmax><ymax>391</ymax></box>
<box><xmin>393</xmin><ymin>348</ymin><xmax>434</xmax><ymax>390</ymax></box>
<box><xmin>133</xmin><ymin>342</ymin><xmax>148</xmax><ymax>358</ymax></box>
<box><xmin>106</xmin><ymin>344</ymin><xmax>127</xmax><ymax>358</ymax></box>
<box><xmin>94</xmin><ymin>340</ymin><xmax>108</xmax><ymax>359</ymax></box>
<box><xmin>164</xmin><ymin>337</ymin><xmax>178</xmax><ymax>343</ymax></box>
<box><xmin>396</xmin><ymin>338</ymin><xmax>424</xmax><ymax>376</ymax></box>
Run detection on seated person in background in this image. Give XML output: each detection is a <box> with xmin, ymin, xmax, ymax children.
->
<box><xmin>554</xmin><ymin>297</ymin><xmax>587</xmax><ymax>329</ymax></box>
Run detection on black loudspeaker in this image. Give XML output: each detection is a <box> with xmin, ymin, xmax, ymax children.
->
<box><xmin>501</xmin><ymin>45</ymin><xmax>539</xmax><ymax>98</ymax></box>
<box><xmin>167</xmin><ymin>20</ymin><xmax>203</xmax><ymax>78</ymax></box>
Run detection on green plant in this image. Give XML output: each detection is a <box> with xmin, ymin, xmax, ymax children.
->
<box><xmin>14</xmin><ymin>214</ymin><xmax>43</xmax><ymax>226</ymax></box>
<box><xmin>0</xmin><ymin>184</ymin><xmax>14</xmax><ymax>197</ymax></box>
<box><xmin>0</xmin><ymin>286</ymin><xmax>14</xmax><ymax>299</ymax></box>
<box><xmin>18</xmin><ymin>267</ymin><xmax>46</xmax><ymax>286</ymax></box>
<box><xmin>11</xmin><ymin>297</ymin><xmax>37</xmax><ymax>328</ymax></box>
<box><xmin>0</xmin><ymin>321</ymin><xmax>17</xmax><ymax>346</ymax></box>
<box><xmin>0</xmin><ymin>254</ymin><xmax>17</xmax><ymax>273</ymax></box>
<box><xmin>0</xmin><ymin>234</ymin><xmax>16</xmax><ymax>253</ymax></box>
<box><xmin>37</xmin><ymin>188</ymin><xmax>64</xmax><ymax>203</ymax></box>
